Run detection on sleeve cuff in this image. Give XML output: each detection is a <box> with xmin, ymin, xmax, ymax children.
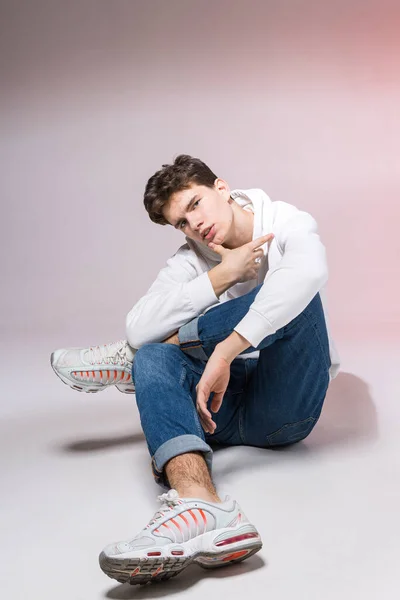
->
<box><xmin>234</xmin><ymin>308</ymin><xmax>276</xmax><ymax>349</ymax></box>
<box><xmin>186</xmin><ymin>271</ymin><xmax>219</xmax><ymax>314</ymax></box>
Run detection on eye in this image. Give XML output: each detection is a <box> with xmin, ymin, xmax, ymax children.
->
<box><xmin>179</xmin><ymin>199</ymin><xmax>200</xmax><ymax>229</ymax></box>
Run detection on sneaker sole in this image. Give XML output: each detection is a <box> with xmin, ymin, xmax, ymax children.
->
<box><xmin>50</xmin><ymin>353</ymin><xmax>135</xmax><ymax>395</ymax></box>
<box><xmin>99</xmin><ymin>533</ymin><xmax>262</xmax><ymax>585</ymax></box>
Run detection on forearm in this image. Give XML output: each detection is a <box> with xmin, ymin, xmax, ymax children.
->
<box><xmin>207</xmin><ymin>264</ymin><xmax>237</xmax><ymax>298</ymax></box>
<box><xmin>208</xmin><ymin>266</ymin><xmax>252</xmax><ymax>359</ymax></box>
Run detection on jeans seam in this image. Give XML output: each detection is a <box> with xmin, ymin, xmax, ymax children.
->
<box><xmin>303</xmin><ymin>312</ymin><xmax>331</xmax><ymax>372</ymax></box>
<box><xmin>266</xmin><ymin>416</ymin><xmax>317</xmax><ymax>445</ymax></box>
<box><xmin>238</xmin><ymin>402</ymin><xmax>246</xmax><ymax>443</ymax></box>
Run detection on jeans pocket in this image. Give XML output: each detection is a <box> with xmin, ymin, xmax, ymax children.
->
<box><xmin>266</xmin><ymin>416</ymin><xmax>317</xmax><ymax>446</ymax></box>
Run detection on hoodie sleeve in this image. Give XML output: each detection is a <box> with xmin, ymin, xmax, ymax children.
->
<box><xmin>234</xmin><ymin>201</ymin><xmax>329</xmax><ymax>348</ymax></box>
<box><xmin>126</xmin><ymin>243</ymin><xmax>219</xmax><ymax>349</ymax></box>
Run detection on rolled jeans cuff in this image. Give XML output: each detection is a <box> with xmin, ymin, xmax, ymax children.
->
<box><xmin>178</xmin><ymin>316</ymin><xmax>209</xmax><ymax>361</ymax></box>
<box><xmin>151</xmin><ymin>434</ymin><xmax>213</xmax><ymax>488</ymax></box>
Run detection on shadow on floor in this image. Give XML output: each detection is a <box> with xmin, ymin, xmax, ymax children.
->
<box><xmin>209</xmin><ymin>371</ymin><xmax>379</xmax><ymax>480</ymax></box>
<box><xmin>104</xmin><ymin>554</ymin><xmax>266</xmax><ymax>599</ymax></box>
<box><xmin>64</xmin><ymin>431</ymin><xmax>146</xmax><ymax>451</ymax></box>
<box><xmin>301</xmin><ymin>370</ymin><xmax>378</xmax><ymax>449</ymax></box>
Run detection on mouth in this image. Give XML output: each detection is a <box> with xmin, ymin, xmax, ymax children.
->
<box><xmin>203</xmin><ymin>225</ymin><xmax>215</xmax><ymax>241</ymax></box>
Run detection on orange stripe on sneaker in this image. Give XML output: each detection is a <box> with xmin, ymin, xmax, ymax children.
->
<box><xmin>170</xmin><ymin>517</ymin><xmax>182</xmax><ymax>533</ymax></box>
<box><xmin>188</xmin><ymin>509</ymin><xmax>198</xmax><ymax>526</ymax></box>
<box><xmin>199</xmin><ymin>509</ymin><xmax>207</xmax><ymax>530</ymax></box>
<box><xmin>120</xmin><ymin>372</ymin><xmax>125</xmax><ymax>381</ymax></box>
<box><xmin>113</xmin><ymin>371</ymin><xmax>117</xmax><ymax>381</ymax></box>
<box><xmin>179</xmin><ymin>513</ymin><xmax>190</xmax><ymax>528</ymax></box>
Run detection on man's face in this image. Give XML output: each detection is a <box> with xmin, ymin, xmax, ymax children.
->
<box><xmin>163</xmin><ymin>179</ymin><xmax>233</xmax><ymax>247</ymax></box>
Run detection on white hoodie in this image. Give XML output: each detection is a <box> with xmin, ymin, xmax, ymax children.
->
<box><xmin>126</xmin><ymin>188</ymin><xmax>340</xmax><ymax>381</ymax></box>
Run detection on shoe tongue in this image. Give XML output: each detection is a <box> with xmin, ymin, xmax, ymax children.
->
<box><xmin>124</xmin><ymin>343</ymin><xmax>136</xmax><ymax>362</ymax></box>
<box><xmin>80</xmin><ymin>340</ymin><xmax>135</xmax><ymax>366</ymax></box>
<box><xmin>81</xmin><ymin>345</ymin><xmax>112</xmax><ymax>365</ymax></box>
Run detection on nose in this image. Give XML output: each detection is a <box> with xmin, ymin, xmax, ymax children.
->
<box><xmin>190</xmin><ymin>216</ymin><xmax>204</xmax><ymax>234</ymax></box>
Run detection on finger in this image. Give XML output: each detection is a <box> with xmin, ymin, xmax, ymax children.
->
<box><xmin>197</xmin><ymin>406</ymin><xmax>215</xmax><ymax>434</ymax></box>
<box><xmin>197</xmin><ymin>395</ymin><xmax>216</xmax><ymax>430</ymax></box>
<box><xmin>256</xmin><ymin>233</ymin><xmax>274</xmax><ymax>246</ymax></box>
<box><xmin>207</xmin><ymin>242</ymin><xmax>225</xmax><ymax>254</ymax></box>
<box><xmin>252</xmin><ymin>248</ymin><xmax>264</xmax><ymax>257</ymax></box>
<box><xmin>196</xmin><ymin>389</ymin><xmax>213</xmax><ymax>422</ymax></box>
<box><xmin>200</xmin><ymin>413</ymin><xmax>215</xmax><ymax>434</ymax></box>
<box><xmin>250</xmin><ymin>233</ymin><xmax>274</xmax><ymax>250</ymax></box>
<box><xmin>198</xmin><ymin>400</ymin><xmax>213</xmax><ymax>422</ymax></box>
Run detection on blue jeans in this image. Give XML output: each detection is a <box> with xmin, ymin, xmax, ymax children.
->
<box><xmin>132</xmin><ymin>285</ymin><xmax>331</xmax><ymax>488</ymax></box>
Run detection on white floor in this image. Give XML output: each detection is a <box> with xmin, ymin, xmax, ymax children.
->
<box><xmin>1</xmin><ymin>334</ymin><xmax>399</xmax><ymax>599</ymax></box>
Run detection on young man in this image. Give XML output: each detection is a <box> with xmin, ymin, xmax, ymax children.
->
<box><xmin>51</xmin><ymin>154</ymin><xmax>340</xmax><ymax>585</ymax></box>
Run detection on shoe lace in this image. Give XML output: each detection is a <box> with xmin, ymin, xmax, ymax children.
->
<box><xmin>145</xmin><ymin>489</ymin><xmax>182</xmax><ymax>529</ymax></box>
<box><xmin>87</xmin><ymin>339</ymin><xmax>130</xmax><ymax>366</ymax></box>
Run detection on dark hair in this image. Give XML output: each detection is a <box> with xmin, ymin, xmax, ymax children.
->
<box><xmin>143</xmin><ymin>154</ymin><xmax>218</xmax><ymax>226</ymax></box>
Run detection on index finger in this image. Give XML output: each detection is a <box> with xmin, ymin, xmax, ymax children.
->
<box><xmin>250</xmin><ymin>233</ymin><xmax>274</xmax><ymax>250</ymax></box>
<box><xmin>196</xmin><ymin>387</ymin><xmax>213</xmax><ymax>421</ymax></box>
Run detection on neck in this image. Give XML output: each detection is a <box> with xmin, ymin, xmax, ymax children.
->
<box><xmin>223</xmin><ymin>203</ymin><xmax>254</xmax><ymax>249</ymax></box>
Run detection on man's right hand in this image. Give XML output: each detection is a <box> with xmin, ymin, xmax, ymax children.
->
<box><xmin>208</xmin><ymin>233</ymin><xmax>274</xmax><ymax>283</ymax></box>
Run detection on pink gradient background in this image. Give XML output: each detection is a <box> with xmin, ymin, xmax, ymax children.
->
<box><xmin>1</xmin><ymin>0</ymin><xmax>399</xmax><ymax>344</ymax></box>
<box><xmin>1</xmin><ymin>3</ymin><xmax>400</xmax><ymax>596</ymax></box>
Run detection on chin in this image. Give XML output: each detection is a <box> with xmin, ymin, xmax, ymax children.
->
<box><xmin>210</xmin><ymin>228</ymin><xmax>222</xmax><ymax>245</ymax></box>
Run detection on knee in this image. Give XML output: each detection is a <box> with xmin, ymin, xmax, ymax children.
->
<box><xmin>134</xmin><ymin>342</ymin><xmax>181</xmax><ymax>378</ymax></box>
<box><xmin>135</xmin><ymin>341</ymin><xmax>180</xmax><ymax>359</ymax></box>
<box><xmin>265</xmin><ymin>416</ymin><xmax>318</xmax><ymax>447</ymax></box>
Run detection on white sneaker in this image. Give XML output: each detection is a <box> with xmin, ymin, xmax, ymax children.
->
<box><xmin>99</xmin><ymin>488</ymin><xmax>262</xmax><ymax>585</ymax></box>
<box><xmin>50</xmin><ymin>339</ymin><xmax>136</xmax><ymax>394</ymax></box>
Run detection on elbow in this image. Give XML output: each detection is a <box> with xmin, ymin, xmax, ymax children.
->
<box><xmin>313</xmin><ymin>266</ymin><xmax>329</xmax><ymax>290</ymax></box>
<box><xmin>125</xmin><ymin>314</ymin><xmax>142</xmax><ymax>350</ymax></box>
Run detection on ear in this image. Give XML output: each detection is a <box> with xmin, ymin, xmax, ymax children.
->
<box><xmin>214</xmin><ymin>177</ymin><xmax>231</xmax><ymax>202</ymax></box>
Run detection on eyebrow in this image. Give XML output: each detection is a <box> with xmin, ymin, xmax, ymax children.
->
<box><xmin>173</xmin><ymin>194</ymin><xmax>199</xmax><ymax>228</ymax></box>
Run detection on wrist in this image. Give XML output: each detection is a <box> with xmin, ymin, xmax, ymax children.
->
<box><xmin>214</xmin><ymin>263</ymin><xmax>238</xmax><ymax>287</ymax></box>
<box><xmin>215</xmin><ymin>331</ymin><xmax>252</xmax><ymax>363</ymax></box>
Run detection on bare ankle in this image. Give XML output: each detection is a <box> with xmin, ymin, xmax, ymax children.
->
<box><xmin>165</xmin><ymin>452</ymin><xmax>221</xmax><ymax>503</ymax></box>
<box><xmin>176</xmin><ymin>485</ymin><xmax>222</xmax><ymax>503</ymax></box>
<box><xmin>162</xmin><ymin>332</ymin><xmax>180</xmax><ymax>345</ymax></box>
